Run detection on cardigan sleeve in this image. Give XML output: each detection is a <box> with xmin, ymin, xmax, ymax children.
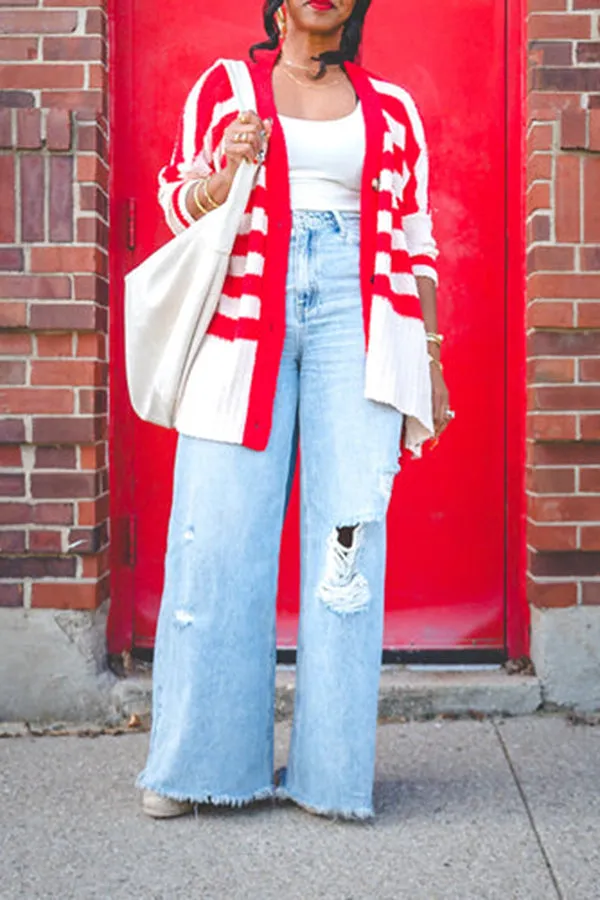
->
<box><xmin>157</xmin><ymin>60</ymin><xmax>233</xmax><ymax>235</ymax></box>
<box><xmin>400</xmin><ymin>97</ymin><xmax>439</xmax><ymax>286</ymax></box>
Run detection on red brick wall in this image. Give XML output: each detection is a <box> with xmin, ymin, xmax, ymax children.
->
<box><xmin>527</xmin><ymin>0</ymin><xmax>600</xmax><ymax>611</ymax></box>
<box><xmin>0</xmin><ymin>1</ymin><xmax>109</xmax><ymax>610</ymax></box>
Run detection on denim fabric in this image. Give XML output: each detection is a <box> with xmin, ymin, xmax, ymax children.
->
<box><xmin>137</xmin><ymin>210</ymin><xmax>404</xmax><ymax>819</ymax></box>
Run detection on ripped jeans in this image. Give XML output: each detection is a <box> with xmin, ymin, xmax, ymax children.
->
<box><xmin>137</xmin><ymin>211</ymin><xmax>404</xmax><ymax>819</ymax></box>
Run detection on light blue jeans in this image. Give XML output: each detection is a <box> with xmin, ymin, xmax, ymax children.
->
<box><xmin>137</xmin><ymin>211</ymin><xmax>404</xmax><ymax>819</ymax></box>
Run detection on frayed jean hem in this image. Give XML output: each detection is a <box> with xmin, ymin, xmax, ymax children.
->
<box><xmin>274</xmin><ymin>785</ymin><xmax>374</xmax><ymax>822</ymax></box>
<box><xmin>136</xmin><ymin>773</ymin><xmax>275</xmax><ymax>809</ymax></box>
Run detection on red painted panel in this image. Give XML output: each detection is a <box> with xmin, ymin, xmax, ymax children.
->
<box><xmin>108</xmin><ymin>0</ymin><xmax>524</xmax><ymax>654</ymax></box>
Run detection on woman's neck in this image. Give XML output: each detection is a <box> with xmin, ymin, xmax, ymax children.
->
<box><xmin>281</xmin><ymin>31</ymin><xmax>342</xmax><ymax>67</ymax></box>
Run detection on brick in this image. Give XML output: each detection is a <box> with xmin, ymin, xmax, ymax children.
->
<box><xmin>531</xmin><ymin>442</ymin><xmax>600</xmax><ymax>465</ymax></box>
<box><xmin>527</xmin><ymin>246</ymin><xmax>574</xmax><ymax>272</ymax></box>
<box><xmin>0</xmin><ymin>64</ymin><xmax>84</xmax><ymax>90</ymax></box>
<box><xmin>582</xmin><ymin>582</ymin><xmax>600</xmax><ymax>605</ymax></box>
<box><xmin>532</xmin><ymin>385</ymin><xmax>600</xmax><ymax>410</ymax></box>
<box><xmin>534</xmin><ymin>67</ymin><xmax>600</xmax><ymax>92</ymax></box>
<box><xmin>68</xmin><ymin>523</ymin><xmax>107</xmax><ymax>555</ymax></box>
<box><xmin>555</xmin><ymin>155</ymin><xmax>580</xmax><ymax>243</ymax></box>
<box><xmin>527</xmin><ymin>331</ymin><xmax>598</xmax><ymax>357</ymax></box>
<box><xmin>30</xmin><ymin>245</ymin><xmax>101</xmax><ymax>275</ymax></box>
<box><xmin>35</xmin><ymin>446</ymin><xmax>76</xmax><ymax>468</ymax></box>
<box><xmin>78</xmin><ymin>492</ymin><xmax>108</xmax><ymax>526</ymax></box>
<box><xmin>530</xmin><ymin>39</ymin><xmax>572</xmax><ymax>66</ymax></box>
<box><xmin>0</xmin><ymin>502</ymin><xmax>29</xmax><ymax>524</ymax></box>
<box><xmin>41</xmin><ymin>90</ymin><xmax>103</xmax><ymax>115</ymax></box>
<box><xmin>528</xmin><ymin>301</ymin><xmax>574</xmax><ymax>327</ymax></box>
<box><xmin>30</xmin><ymin>303</ymin><xmax>106</xmax><ymax>331</ymax></box>
<box><xmin>31</xmin><ymin>579</ymin><xmax>107</xmax><ymax>611</ymax></box>
<box><xmin>77</xmin><ymin>120</ymin><xmax>106</xmax><ymax>155</ymax></box>
<box><xmin>35</xmin><ymin>334</ymin><xmax>73</xmax><ymax>357</ymax></box>
<box><xmin>0</xmin><ymin>304</ymin><xmax>26</xmax><ymax>328</ymax></box>
<box><xmin>584</xmin><ymin>158</ymin><xmax>600</xmax><ymax>242</ymax></box>
<box><xmin>85</xmin><ymin>9</ymin><xmax>106</xmax><ymax>35</ymax></box>
<box><xmin>578</xmin><ymin>302</ymin><xmax>600</xmax><ymax>327</ymax></box>
<box><xmin>527</xmin><ymin>181</ymin><xmax>551</xmax><ymax>214</ymax></box>
<box><xmin>528</xmin><ymin>273</ymin><xmax>600</xmax><ymax>299</ymax></box>
<box><xmin>530</xmin><ymin>494</ymin><xmax>600</xmax><ymax>522</ymax></box>
<box><xmin>527</xmin><ymin>466</ymin><xmax>575</xmax><ymax>492</ymax></box>
<box><xmin>527</xmin><ymin>578</ymin><xmax>577</xmax><ymax>608</ymax></box>
<box><xmin>0</xmin><ymin>360</ymin><xmax>25</xmax><ymax>385</ymax></box>
<box><xmin>0</xmin><ymin>156</ymin><xmax>15</xmax><ymax>242</ymax></box>
<box><xmin>74</xmin><ymin>275</ymin><xmax>109</xmax><ymax>304</ymax></box>
<box><xmin>0</xmin><ymin>473</ymin><xmax>25</xmax><ymax>496</ymax></box>
<box><xmin>32</xmin><ymin>415</ymin><xmax>103</xmax><ymax>444</ymax></box>
<box><xmin>0</xmin><ymin>107</ymin><xmax>11</xmax><ymax>146</ymax></box>
<box><xmin>0</xmin><ymin>90</ymin><xmax>34</xmax><ymax>107</ymax></box>
<box><xmin>29</xmin><ymin>529</ymin><xmax>62</xmax><ymax>553</ymax></box>
<box><xmin>43</xmin><ymin>36</ymin><xmax>103</xmax><ymax>61</ymax></box>
<box><xmin>48</xmin><ymin>156</ymin><xmax>73</xmax><ymax>243</ymax></box>
<box><xmin>16</xmin><ymin>107</ymin><xmax>41</xmax><ymax>148</ymax></box>
<box><xmin>76</xmin><ymin>333</ymin><xmax>105</xmax><ymax>358</ymax></box>
<box><xmin>80</xmin><ymin>443</ymin><xmax>105</xmax><ymax>470</ymax></box>
<box><xmin>580</xmin><ymin>467</ymin><xmax>600</xmax><ymax>492</ymax></box>
<box><xmin>31</xmin><ymin>360</ymin><xmax>100</xmax><ymax>386</ymax></box>
<box><xmin>581</xmin><ymin>527</ymin><xmax>600</xmax><ymax>551</ymax></box>
<box><xmin>527</xmin><ymin>152</ymin><xmax>553</xmax><ymax>182</ymax></box>
<box><xmin>0</xmin><ymin>11</ymin><xmax>77</xmax><ymax>33</ymax></box>
<box><xmin>0</xmin><ymin>388</ymin><xmax>73</xmax><ymax>414</ymax></box>
<box><xmin>45</xmin><ymin>108</ymin><xmax>71</xmax><ymax>151</ymax></box>
<box><xmin>590</xmin><ymin>110</ymin><xmax>600</xmax><ymax>152</ymax></box>
<box><xmin>79</xmin><ymin>387</ymin><xmax>106</xmax><ymax>414</ymax></box>
<box><xmin>580</xmin><ymin>359</ymin><xmax>600</xmax><ymax>381</ymax></box>
<box><xmin>31</xmin><ymin>471</ymin><xmax>98</xmax><ymax>500</ymax></box>
<box><xmin>0</xmin><ymin>530</ymin><xmax>26</xmax><ymax>553</ymax></box>
<box><xmin>577</xmin><ymin>41</ymin><xmax>600</xmax><ymax>64</ymax></box>
<box><xmin>527</xmin><ymin>522</ymin><xmax>577</xmax><ymax>550</ymax></box>
<box><xmin>528</xmin><ymin>413</ymin><xmax>578</xmax><ymax>440</ymax></box>
<box><xmin>0</xmin><ymin>557</ymin><xmax>76</xmax><ymax>578</ymax></box>
<box><xmin>79</xmin><ymin>184</ymin><xmax>107</xmax><ymax>218</ymax></box>
<box><xmin>0</xmin><ymin>418</ymin><xmax>25</xmax><ymax>443</ymax></box>
<box><xmin>529</xmin><ymin>550</ymin><xmax>600</xmax><ymax>577</ymax></box>
<box><xmin>0</xmin><ymin>274</ymin><xmax>71</xmax><ymax>299</ymax></box>
<box><xmin>0</xmin><ymin>248</ymin><xmax>24</xmax><ymax>271</ymax></box>
<box><xmin>527</xmin><ymin>358</ymin><xmax>575</xmax><ymax>383</ymax></box>
<box><xmin>580</xmin><ymin>246</ymin><xmax>600</xmax><ymax>271</ymax></box>
<box><xmin>20</xmin><ymin>154</ymin><xmax>45</xmax><ymax>242</ymax></box>
<box><xmin>560</xmin><ymin>107</ymin><xmax>587</xmax><ymax>149</ymax></box>
<box><xmin>76</xmin><ymin>154</ymin><xmax>108</xmax><ymax>192</ymax></box>
<box><xmin>573</xmin><ymin>0</ymin><xmax>600</xmax><ymax>7</ymax></box>
<box><xmin>530</xmin><ymin>215</ymin><xmax>551</xmax><ymax>242</ymax></box>
<box><xmin>0</xmin><ymin>583</ymin><xmax>24</xmax><ymax>608</ymax></box>
<box><xmin>527</xmin><ymin>123</ymin><xmax>554</xmax><ymax>153</ymax></box>
<box><xmin>32</xmin><ymin>502</ymin><xmax>73</xmax><ymax>525</ymax></box>
<box><xmin>528</xmin><ymin>14</ymin><xmax>591</xmax><ymax>39</ymax></box>
<box><xmin>0</xmin><ymin>446</ymin><xmax>22</xmax><ymax>466</ymax></box>
<box><xmin>0</xmin><ymin>37</ymin><xmax>38</xmax><ymax>60</ymax></box>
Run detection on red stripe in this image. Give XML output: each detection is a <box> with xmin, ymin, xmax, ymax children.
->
<box><xmin>172</xmin><ymin>183</ymin><xmax>190</xmax><ymax>229</ymax></box>
<box><xmin>391</xmin><ymin>248</ymin><xmax>412</xmax><ymax>270</ymax></box>
<box><xmin>410</xmin><ymin>254</ymin><xmax>437</xmax><ymax>270</ymax></box>
<box><xmin>386</xmin><ymin>292</ymin><xmax>424</xmax><ymax>319</ymax></box>
<box><xmin>206</xmin><ymin>313</ymin><xmax>261</xmax><ymax>342</ymax></box>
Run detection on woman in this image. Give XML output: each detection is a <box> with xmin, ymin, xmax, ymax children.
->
<box><xmin>138</xmin><ymin>0</ymin><xmax>452</xmax><ymax>821</ymax></box>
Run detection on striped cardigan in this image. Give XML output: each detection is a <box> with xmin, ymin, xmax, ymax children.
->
<box><xmin>158</xmin><ymin>51</ymin><xmax>439</xmax><ymax>458</ymax></box>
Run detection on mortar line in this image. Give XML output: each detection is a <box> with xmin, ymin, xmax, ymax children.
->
<box><xmin>492</xmin><ymin>720</ymin><xmax>563</xmax><ymax>900</ymax></box>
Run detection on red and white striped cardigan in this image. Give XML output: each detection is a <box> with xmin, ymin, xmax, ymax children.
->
<box><xmin>158</xmin><ymin>51</ymin><xmax>439</xmax><ymax>458</ymax></box>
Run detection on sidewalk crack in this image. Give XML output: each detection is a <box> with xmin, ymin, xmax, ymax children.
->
<box><xmin>492</xmin><ymin>719</ymin><xmax>563</xmax><ymax>900</ymax></box>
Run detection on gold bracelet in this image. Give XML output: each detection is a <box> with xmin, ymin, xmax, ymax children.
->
<box><xmin>428</xmin><ymin>354</ymin><xmax>444</xmax><ymax>372</ymax></box>
<box><xmin>192</xmin><ymin>180</ymin><xmax>209</xmax><ymax>216</ymax></box>
<box><xmin>202</xmin><ymin>175</ymin><xmax>221</xmax><ymax>210</ymax></box>
<box><xmin>426</xmin><ymin>332</ymin><xmax>444</xmax><ymax>346</ymax></box>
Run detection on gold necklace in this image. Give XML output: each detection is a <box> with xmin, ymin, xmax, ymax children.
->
<box><xmin>282</xmin><ymin>66</ymin><xmax>345</xmax><ymax>90</ymax></box>
<box><xmin>281</xmin><ymin>54</ymin><xmax>318</xmax><ymax>73</ymax></box>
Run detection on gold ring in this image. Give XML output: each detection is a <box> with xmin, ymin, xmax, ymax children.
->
<box><xmin>239</xmin><ymin>112</ymin><xmax>249</xmax><ymax>124</ymax></box>
<box><xmin>234</xmin><ymin>132</ymin><xmax>243</xmax><ymax>143</ymax></box>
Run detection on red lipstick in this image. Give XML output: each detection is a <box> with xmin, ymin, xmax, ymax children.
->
<box><xmin>308</xmin><ymin>0</ymin><xmax>334</xmax><ymax>10</ymax></box>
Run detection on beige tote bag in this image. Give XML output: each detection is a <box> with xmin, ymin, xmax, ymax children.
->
<box><xmin>124</xmin><ymin>59</ymin><xmax>259</xmax><ymax>428</ymax></box>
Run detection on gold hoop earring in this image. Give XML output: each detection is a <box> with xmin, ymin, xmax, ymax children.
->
<box><xmin>276</xmin><ymin>6</ymin><xmax>287</xmax><ymax>41</ymax></box>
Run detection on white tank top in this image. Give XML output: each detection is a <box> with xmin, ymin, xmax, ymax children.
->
<box><xmin>279</xmin><ymin>102</ymin><xmax>365</xmax><ymax>212</ymax></box>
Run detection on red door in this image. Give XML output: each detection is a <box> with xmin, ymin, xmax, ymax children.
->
<box><xmin>108</xmin><ymin>1</ymin><xmax>526</xmax><ymax>656</ymax></box>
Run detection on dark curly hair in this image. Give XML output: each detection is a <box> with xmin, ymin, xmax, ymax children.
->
<box><xmin>249</xmin><ymin>0</ymin><xmax>373</xmax><ymax>78</ymax></box>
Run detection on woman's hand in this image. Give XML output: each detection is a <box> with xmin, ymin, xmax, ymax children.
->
<box><xmin>431</xmin><ymin>364</ymin><xmax>452</xmax><ymax>440</ymax></box>
<box><xmin>223</xmin><ymin>111</ymin><xmax>273</xmax><ymax>183</ymax></box>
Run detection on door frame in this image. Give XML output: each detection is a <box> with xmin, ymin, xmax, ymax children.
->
<box><xmin>106</xmin><ymin>0</ymin><xmax>528</xmax><ymax>658</ymax></box>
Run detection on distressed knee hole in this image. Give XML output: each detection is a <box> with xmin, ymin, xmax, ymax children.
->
<box><xmin>317</xmin><ymin>523</ymin><xmax>370</xmax><ymax>615</ymax></box>
<box><xmin>173</xmin><ymin>609</ymin><xmax>194</xmax><ymax>627</ymax></box>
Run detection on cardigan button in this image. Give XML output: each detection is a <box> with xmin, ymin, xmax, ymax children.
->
<box><xmin>371</xmin><ymin>177</ymin><xmax>379</xmax><ymax>191</ymax></box>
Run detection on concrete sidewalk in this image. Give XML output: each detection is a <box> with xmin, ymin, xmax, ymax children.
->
<box><xmin>1</xmin><ymin>715</ymin><xmax>599</xmax><ymax>900</ymax></box>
